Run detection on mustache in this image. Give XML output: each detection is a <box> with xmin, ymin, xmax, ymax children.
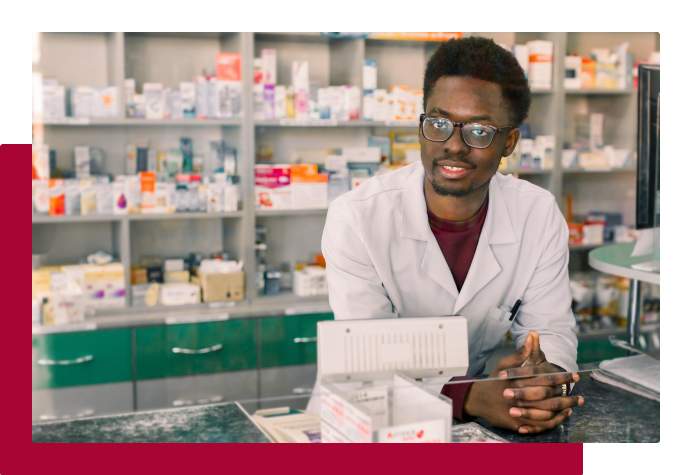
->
<box><xmin>433</xmin><ymin>156</ymin><xmax>475</xmax><ymax>168</ymax></box>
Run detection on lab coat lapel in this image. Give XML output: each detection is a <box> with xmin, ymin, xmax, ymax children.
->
<box><xmin>453</xmin><ymin>176</ymin><xmax>517</xmax><ymax>314</ymax></box>
<box><xmin>422</xmin><ymin>227</ymin><xmax>459</xmax><ymax>299</ymax></box>
<box><xmin>400</xmin><ymin>163</ymin><xmax>458</xmax><ymax>299</ymax></box>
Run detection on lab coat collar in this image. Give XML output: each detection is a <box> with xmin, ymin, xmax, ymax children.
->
<box><xmin>453</xmin><ymin>175</ymin><xmax>518</xmax><ymax>313</ymax></box>
<box><xmin>400</xmin><ymin>162</ymin><xmax>429</xmax><ymax>241</ymax></box>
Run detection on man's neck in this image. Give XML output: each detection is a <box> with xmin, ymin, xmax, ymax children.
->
<box><xmin>424</xmin><ymin>179</ymin><xmax>490</xmax><ymax>222</ymax></box>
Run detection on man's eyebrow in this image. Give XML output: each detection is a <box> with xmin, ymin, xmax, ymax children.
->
<box><xmin>429</xmin><ymin>107</ymin><xmax>450</xmax><ymax>116</ymax></box>
<box><xmin>429</xmin><ymin>108</ymin><xmax>495</xmax><ymax>123</ymax></box>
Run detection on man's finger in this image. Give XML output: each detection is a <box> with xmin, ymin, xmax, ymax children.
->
<box><xmin>513</xmin><ymin>395</ymin><xmax>585</xmax><ymax>411</ymax></box>
<box><xmin>503</xmin><ymin>385</ymin><xmax>563</xmax><ymax>401</ymax></box>
<box><xmin>511</xmin><ymin>372</ymin><xmax>580</xmax><ymax>389</ymax></box>
<box><xmin>509</xmin><ymin>407</ymin><xmax>556</xmax><ymax>422</ymax></box>
<box><xmin>526</xmin><ymin>331</ymin><xmax>543</xmax><ymax>365</ymax></box>
<box><xmin>496</xmin><ymin>339</ymin><xmax>531</xmax><ymax>372</ymax></box>
<box><xmin>517</xmin><ymin>408</ymin><xmax>572</xmax><ymax>434</ymax></box>
<box><xmin>499</xmin><ymin>365</ymin><xmax>542</xmax><ymax>379</ymax></box>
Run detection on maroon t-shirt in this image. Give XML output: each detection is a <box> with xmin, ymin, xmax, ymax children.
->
<box><xmin>428</xmin><ymin>196</ymin><xmax>489</xmax><ymax>421</ymax></box>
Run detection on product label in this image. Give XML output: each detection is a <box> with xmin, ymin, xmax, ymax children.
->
<box><xmin>377</xmin><ymin>419</ymin><xmax>446</xmax><ymax>443</ymax></box>
<box><xmin>321</xmin><ymin>384</ymin><xmax>373</xmax><ymax>443</ymax></box>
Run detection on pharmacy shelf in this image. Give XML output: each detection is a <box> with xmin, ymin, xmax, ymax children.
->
<box><xmin>127</xmin><ymin>211</ymin><xmax>243</xmax><ymax>221</ymax></box>
<box><xmin>32</xmin><ymin>211</ymin><xmax>243</xmax><ymax>224</ymax></box>
<box><xmin>40</xmin><ymin>118</ymin><xmax>243</xmax><ymax>127</ymax></box>
<box><xmin>565</xmin><ymin>89</ymin><xmax>635</xmax><ymax>96</ymax></box>
<box><xmin>256</xmin><ymin>209</ymin><xmax>328</xmax><ymax>217</ymax></box>
<box><xmin>32</xmin><ymin>214</ymin><xmax>123</xmax><ymax>224</ymax></box>
<box><xmin>563</xmin><ymin>168</ymin><xmax>636</xmax><ymax>174</ymax></box>
<box><xmin>255</xmin><ymin>120</ymin><xmax>419</xmax><ymax>128</ymax></box>
<box><xmin>498</xmin><ymin>169</ymin><xmax>551</xmax><ymax>175</ymax></box>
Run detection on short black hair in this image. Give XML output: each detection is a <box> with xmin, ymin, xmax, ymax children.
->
<box><xmin>423</xmin><ymin>36</ymin><xmax>531</xmax><ymax>126</ymax></box>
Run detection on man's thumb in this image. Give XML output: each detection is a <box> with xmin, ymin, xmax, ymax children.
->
<box><xmin>497</xmin><ymin>335</ymin><xmax>532</xmax><ymax>371</ymax></box>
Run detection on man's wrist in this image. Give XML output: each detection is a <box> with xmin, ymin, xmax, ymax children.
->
<box><xmin>462</xmin><ymin>381</ymin><xmax>478</xmax><ymax>418</ymax></box>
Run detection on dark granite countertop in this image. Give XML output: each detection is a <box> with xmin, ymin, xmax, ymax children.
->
<box><xmin>32</xmin><ymin>364</ymin><xmax>659</xmax><ymax>443</ymax></box>
<box><xmin>32</xmin><ymin>402</ymin><xmax>270</xmax><ymax>443</ymax></box>
<box><xmin>469</xmin><ymin>363</ymin><xmax>660</xmax><ymax>443</ymax></box>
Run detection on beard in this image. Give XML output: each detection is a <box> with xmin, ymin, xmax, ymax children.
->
<box><xmin>426</xmin><ymin>171</ymin><xmax>493</xmax><ymax>198</ymax></box>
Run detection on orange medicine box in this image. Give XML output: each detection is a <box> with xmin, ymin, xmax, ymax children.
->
<box><xmin>290</xmin><ymin>165</ymin><xmax>328</xmax><ymax>209</ymax></box>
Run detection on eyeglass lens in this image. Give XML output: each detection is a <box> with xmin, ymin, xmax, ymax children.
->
<box><xmin>423</xmin><ymin>117</ymin><xmax>496</xmax><ymax>148</ymax></box>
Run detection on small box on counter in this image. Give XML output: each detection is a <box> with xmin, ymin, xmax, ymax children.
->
<box><xmin>191</xmin><ymin>271</ymin><xmax>245</xmax><ymax>302</ymax></box>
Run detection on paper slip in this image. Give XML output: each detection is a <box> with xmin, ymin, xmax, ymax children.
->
<box><xmin>599</xmin><ymin>354</ymin><xmax>660</xmax><ymax>394</ymax></box>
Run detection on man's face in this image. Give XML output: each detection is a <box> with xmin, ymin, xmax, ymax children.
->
<box><xmin>420</xmin><ymin>76</ymin><xmax>519</xmax><ymax>198</ymax></box>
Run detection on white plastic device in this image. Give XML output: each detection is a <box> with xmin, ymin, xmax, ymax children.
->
<box><xmin>317</xmin><ymin>316</ymin><xmax>469</xmax><ymax>382</ymax></box>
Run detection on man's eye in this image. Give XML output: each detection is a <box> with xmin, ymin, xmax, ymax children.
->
<box><xmin>470</xmin><ymin>128</ymin><xmax>488</xmax><ymax>137</ymax></box>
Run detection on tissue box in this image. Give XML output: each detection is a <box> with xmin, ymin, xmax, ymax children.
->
<box><xmin>191</xmin><ymin>271</ymin><xmax>245</xmax><ymax>302</ymax></box>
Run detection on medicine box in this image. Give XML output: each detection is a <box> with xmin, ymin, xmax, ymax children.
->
<box><xmin>255</xmin><ymin>164</ymin><xmax>291</xmax><ymax>209</ymax></box>
<box><xmin>160</xmin><ymin>283</ymin><xmax>200</xmax><ymax>306</ymax></box>
<box><xmin>527</xmin><ymin>40</ymin><xmax>553</xmax><ymax>89</ymax></box>
<box><xmin>131</xmin><ymin>283</ymin><xmax>160</xmax><ymax>307</ymax></box>
<box><xmin>217</xmin><ymin>52</ymin><xmax>242</xmax><ymax>82</ymax></box>
<box><xmin>164</xmin><ymin>270</ymin><xmax>190</xmax><ymax>283</ymax></box>
<box><xmin>191</xmin><ymin>271</ymin><xmax>245</xmax><ymax>302</ymax></box>
<box><xmin>69</xmin><ymin>86</ymin><xmax>119</xmax><ymax>118</ymax></box>
<box><xmin>143</xmin><ymin>83</ymin><xmax>163</xmax><ymax>119</ymax></box>
<box><xmin>389</xmin><ymin>132</ymin><xmax>420</xmax><ymax>163</ymax></box>
<box><xmin>42</xmin><ymin>84</ymin><xmax>66</xmax><ymax>120</ymax></box>
<box><xmin>290</xmin><ymin>165</ymin><xmax>328</xmax><ymax>210</ymax></box>
<box><xmin>261</xmin><ymin>49</ymin><xmax>277</xmax><ymax>86</ymax></box>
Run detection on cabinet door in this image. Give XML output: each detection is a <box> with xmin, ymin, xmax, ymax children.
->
<box><xmin>260</xmin><ymin>313</ymin><xmax>334</xmax><ymax>368</ymax></box>
<box><xmin>32</xmin><ymin>329</ymin><xmax>132</xmax><ymax>390</ymax></box>
<box><xmin>259</xmin><ymin>364</ymin><xmax>317</xmax><ymax>411</ymax></box>
<box><xmin>135</xmin><ymin>319</ymin><xmax>257</xmax><ymax>380</ymax></box>
<box><xmin>32</xmin><ymin>382</ymin><xmax>134</xmax><ymax>422</ymax></box>
<box><xmin>136</xmin><ymin>370</ymin><xmax>258</xmax><ymax>414</ymax></box>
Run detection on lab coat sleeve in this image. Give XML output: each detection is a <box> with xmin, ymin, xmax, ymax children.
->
<box><xmin>509</xmin><ymin>199</ymin><xmax>579</xmax><ymax>376</ymax></box>
<box><xmin>322</xmin><ymin>198</ymin><xmax>398</xmax><ymax>321</ymax></box>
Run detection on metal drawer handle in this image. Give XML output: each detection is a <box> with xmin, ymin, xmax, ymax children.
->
<box><xmin>40</xmin><ymin>409</ymin><xmax>95</xmax><ymax>421</ymax></box>
<box><xmin>172</xmin><ymin>344</ymin><xmax>223</xmax><ymax>355</ymax></box>
<box><xmin>292</xmin><ymin>388</ymin><xmax>313</xmax><ymax>395</ymax></box>
<box><xmin>173</xmin><ymin>395</ymin><xmax>223</xmax><ymax>407</ymax></box>
<box><xmin>293</xmin><ymin>337</ymin><xmax>317</xmax><ymax>344</ymax></box>
<box><xmin>37</xmin><ymin>355</ymin><xmax>94</xmax><ymax>366</ymax></box>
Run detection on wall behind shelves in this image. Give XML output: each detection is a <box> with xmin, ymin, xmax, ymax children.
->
<box><xmin>254</xmin><ymin>38</ymin><xmax>331</xmax><ymax>88</ymax></box>
<box><xmin>40</xmin><ymin>33</ymin><xmax>111</xmax><ymax>87</ymax></box>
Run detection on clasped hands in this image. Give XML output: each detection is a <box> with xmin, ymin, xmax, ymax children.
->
<box><xmin>463</xmin><ymin>331</ymin><xmax>585</xmax><ymax>434</ymax></box>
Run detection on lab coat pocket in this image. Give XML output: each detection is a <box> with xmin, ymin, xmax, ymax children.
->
<box><xmin>478</xmin><ymin>306</ymin><xmax>513</xmax><ymax>358</ymax></box>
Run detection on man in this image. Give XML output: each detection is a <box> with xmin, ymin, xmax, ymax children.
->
<box><xmin>320</xmin><ymin>37</ymin><xmax>584</xmax><ymax>433</ymax></box>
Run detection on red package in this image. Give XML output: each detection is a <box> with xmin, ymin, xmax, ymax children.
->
<box><xmin>217</xmin><ymin>53</ymin><xmax>241</xmax><ymax>81</ymax></box>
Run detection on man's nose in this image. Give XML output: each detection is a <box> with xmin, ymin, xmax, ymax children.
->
<box><xmin>444</xmin><ymin>126</ymin><xmax>471</xmax><ymax>155</ymax></box>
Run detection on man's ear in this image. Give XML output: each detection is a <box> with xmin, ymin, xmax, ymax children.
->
<box><xmin>502</xmin><ymin>128</ymin><xmax>521</xmax><ymax>157</ymax></box>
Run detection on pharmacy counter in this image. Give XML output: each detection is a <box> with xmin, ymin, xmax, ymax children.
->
<box><xmin>32</xmin><ymin>363</ymin><xmax>659</xmax><ymax>443</ymax></box>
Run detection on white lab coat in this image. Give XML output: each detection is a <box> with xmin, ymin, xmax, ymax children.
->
<box><xmin>306</xmin><ymin>161</ymin><xmax>578</xmax><ymax>413</ymax></box>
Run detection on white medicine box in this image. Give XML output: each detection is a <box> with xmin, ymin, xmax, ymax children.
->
<box><xmin>320</xmin><ymin>372</ymin><xmax>452</xmax><ymax>443</ymax></box>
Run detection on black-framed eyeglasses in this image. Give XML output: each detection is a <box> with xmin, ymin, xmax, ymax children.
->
<box><xmin>419</xmin><ymin>114</ymin><xmax>514</xmax><ymax>149</ymax></box>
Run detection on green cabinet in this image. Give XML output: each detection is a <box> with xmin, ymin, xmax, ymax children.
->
<box><xmin>576</xmin><ymin>338</ymin><xmax>627</xmax><ymax>364</ymax></box>
<box><xmin>260</xmin><ymin>313</ymin><xmax>334</xmax><ymax>368</ymax></box>
<box><xmin>135</xmin><ymin>319</ymin><xmax>257</xmax><ymax>380</ymax></box>
<box><xmin>32</xmin><ymin>329</ymin><xmax>133</xmax><ymax>390</ymax></box>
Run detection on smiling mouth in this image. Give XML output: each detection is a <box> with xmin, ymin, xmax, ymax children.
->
<box><xmin>437</xmin><ymin>163</ymin><xmax>473</xmax><ymax>179</ymax></box>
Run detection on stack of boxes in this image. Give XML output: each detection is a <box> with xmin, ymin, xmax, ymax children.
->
<box><xmin>32</xmin><ymin>263</ymin><xmax>126</xmax><ymax>325</ymax></box>
<box><xmin>131</xmin><ymin>254</ymin><xmax>244</xmax><ymax>308</ymax></box>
